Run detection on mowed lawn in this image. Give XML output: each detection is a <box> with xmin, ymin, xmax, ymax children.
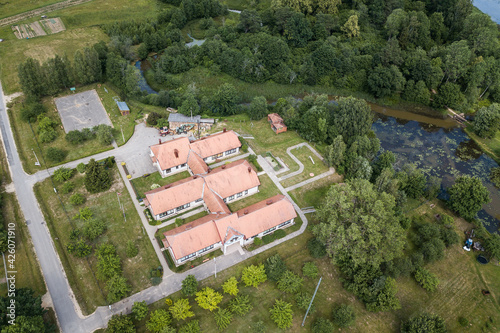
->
<box><xmin>280</xmin><ymin>145</ymin><xmax>330</xmax><ymax>188</ymax></box>
<box><xmin>226</xmin><ymin>174</ymin><xmax>281</xmax><ymax>212</ymax></box>
<box><xmin>0</xmin><ymin>0</ymin><xmax>163</xmax><ymax>94</ymax></box>
<box><xmin>34</xmin><ymin>166</ymin><xmax>160</xmax><ymax>314</ymax></box>
<box><xmin>288</xmin><ymin>174</ymin><xmax>343</xmax><ymax>209</ymax></box>
<box><xmin>213</xmin><ymin>116</ymin><xmax>305</xmax><ymax>173</ymax></box>
<box><xmin>0</xmin><ymin>0</ymin><xmax>65</xmax><ymax>19</ymax></box>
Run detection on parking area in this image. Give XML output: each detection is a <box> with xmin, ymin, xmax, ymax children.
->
<box><xmin>54</xmin><ymin>90</ymin><xmax>112</xmax><ymax>133</ymax></box>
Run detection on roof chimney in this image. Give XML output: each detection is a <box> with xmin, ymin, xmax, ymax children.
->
<box><xmin>174</xmin><ymin>149</ymin><xmax>179</xmax><ymax>158</ymax></box>
<box><xmin>248</xmin><ymin>166</ymin><xmax>251</xmax><ymax>173</ymax></box>
<box><xmin>185</xmin><ymin>224</ymin><xmax>192</xmax><ymax>230</ymax></box>
<box><xmin>244</xmin><ymin>209</ymin><xmax>249</xmax><ymax>215</ymax></box>
<box><xmin>207</xmin><ymin>168</ymin><xmax>211</xmax><ymax>173</ymax></box>
<box><xmin>266</xmin><ymin>199</ymin><xmax>273</xmax><ymax>205</ymax></box>
<box><xmin>222</xmin><ymin>165</ymin><xmax>226</xmax><ymax>169</ymax></box>
<box><xmin>223</xmin><ymin>128</ymin><xmax>226</xmax><ymax>132</ymax></box>
<box><xmin>164</xmin><ymin>184</ymin><xmax>171</xmax><ymax>189</ymax></box>
<box><xmin>158</xmin><ymin>139</ymin><xmax>161</xmax><ymax>145</ymax></box>
<box><xmin>193</xmin><ymin>175</ymin><xmax>198</xmax><ymax>179</ymax></box>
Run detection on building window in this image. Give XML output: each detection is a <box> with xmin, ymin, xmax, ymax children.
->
<box><xmin>176</xmin><ymin>203</ymin><xmax>190</xmax><ymax>212</ymax></box>
<box><xmin>223</xmin><ymin>198</ymin><xmax>227</xmax><ymax>203</ymax></box>
<box><xmin>237</xmin><ymin>192</ymin><xmax>243</xmax><ymax>198</ymax></box>
<box><xmin>165</xmin><ymin>168</ymin><xmax>171</xmax><ymax>173</ymax></box>
<box><xmin>225</xmin><ymin>148</ymin><xmax>236</xmax><ymax>155</ymax></box>
<box><xmin>228</xmin><ymin>195</ymin><xmax>235</xmax><ymax>201</ymax></box>
<box><xmin>212</xmin><ymin>152</ymin><xmax>223</xmax><ymax>159</ymax></box>
<box><xmin>198</xmin><ymin>244</ymin><xmax>214</xmax><ymax>254</ymax></box>
<box><xmin>180</xmin><ymin>252</ymin><xmax>196</xmax><ymax>262</ymax></box>
<box><xmin>195</xmin><ymin>198</ymin><xmax>203</xmax><ymax>203</ymax></box>
<box><xmin>263</xmin><ymin>227</ymin><xmax>276</xmax><ymax>235</ymax></box>
<box><xmin>244</xmin><ymin>190</ymin><xmax>248</xmax><ymax>195</ymax></box>
<box><xmin>278</xmin><ymin>220</ymin><xmax>291</xmax><ymax>228</ymax></box>
<box><xmin>181</xmin><ymin>163</ymin><xmax>186</xmax><ymax>167</ymax></box>
<box><xmin>159</xmin><ymin>212</ymin><xmax>167</xmax><ymax>218</ymax></box>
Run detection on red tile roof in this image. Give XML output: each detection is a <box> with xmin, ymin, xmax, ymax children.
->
<box><xmin>268</xmin><ymin>113</ymin><xmax>286</xmax><ymax>129</ymax></box>
<box><xmin>150</xmin><ymin>137</ymin><xmax>190</xmax><ymax>171</ymax></box>
<box><xmin>204</xmin><ymin>160</ymin><xmax>260</xmax><ymax>198</ymax></box>
<box><xmin>187</xmin><ymin>151</ymin><xmax>209</xmax><ymax>175</ymax></box>
<box><xmin>190</xmin><ymin>130</ymin><xmax>241</xmax><ymax>159</ymax></box>
<box><xmin>163</xmin><ymin>195</ymin><xmax>297</xmax><ymax>261</ymax></box>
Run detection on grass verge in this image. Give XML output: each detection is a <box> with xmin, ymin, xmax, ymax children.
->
<box><xmin>226</xmin><ymin>174</ymin><xmax>281</xmax><ymax>212</ymax></box>
<box><xmin>280</xmin><ymin>145</ymin><xmax>329</xmax><ymax>188</ymax></box>
<box><xmin>33</xmin><ymin>165</ymin><xmax>160</xmax><ymax>314</ymax></box>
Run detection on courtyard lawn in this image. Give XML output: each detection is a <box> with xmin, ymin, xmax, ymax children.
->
<box><xmin>131</xmin><ymin>171</ymin><xmax>191</xmax><ymax>199</ymax></box>
<box><xmin>226</xmin><ymin>174</ymin><xmax>281</xmax><ymax>212</ymax></box>
<box><xmin>156</xmin><ymin>211</ymin><xmax>210</xmax><ymax>235</ymax></box>
<box><xmin>211</xmin><ymin>116</ymin><xmax>306</xmax><ymax>174</ymax></box>
<box><xmin>280</xmin><ymin>145</ymin><xmax>330</xmax><ymax>188</ymax></box>
<box><xmin>33</xmin><ymin>165</ymin><xmax>160</xmax><ymax>315</ymax></box>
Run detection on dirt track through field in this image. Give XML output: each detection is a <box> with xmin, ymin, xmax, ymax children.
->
<box><xmin>0</xmin><ymin>0</ymin><xmax>92</xmax><ymax>27</ymax></box>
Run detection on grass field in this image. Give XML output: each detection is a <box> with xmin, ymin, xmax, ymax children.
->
<box><xmin>288</xmin><ymin>174</ymin><xmax>343</xmax><ymax>209</ymax></box>
<box><xmin>280</xmin><ymin>146</ymin><xmax>330</xmax><ymax>188</ymax></box>
<box><xmin>226</xmin><ymin>174</ymin><xmax>281</xmax><ymax>212</ymax></box>
<box><xmin>34</xmin><ymin>165</ymin><xmax>160</xmax><ymax>314</ymax></box>
<box><xmin>131</xmin><ymin>171</ymin><xmax>190</xmax><ymax>199</ymax></box>
<box><xmin>0</xmin><ymin>0</ymin><xmax>163</xmax><ymax>94</ymax></box>
<box><xmin>0</xmin><ymin>0</ymin><xmax>65</xmax><ymax>20</ymax></box>
<box><xmin>135</xmin><ymin>198</ymin><xmax>500</xmax><ymax>333</ymax></box>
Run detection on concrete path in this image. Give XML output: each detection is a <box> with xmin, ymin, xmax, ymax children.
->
<box><xmin>277</xmin><ymin>142</ymin><xmax>325</xmax><ymax>181</ymax></box>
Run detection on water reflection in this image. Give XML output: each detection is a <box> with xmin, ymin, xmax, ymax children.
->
<box><xmin>372</xmin><ymin>117</ymin><xmax>499</xmax><ymax>232</ymax></box>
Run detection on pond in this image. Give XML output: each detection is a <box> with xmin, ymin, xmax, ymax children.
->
<box><xmin>371</xmin><ymin>106</ymin><xmax>500</xmax><ymax>233</ymax></box>
<box><xmin>134</xmin><ymin>60</ymin><xmax>158</xmax><ymax>95</ymax></box>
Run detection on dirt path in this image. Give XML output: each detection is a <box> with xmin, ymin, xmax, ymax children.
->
<box><xmin>0</xmin><ymin>0</ymin><xmax>92</xmax><ymax>27</ymax></box>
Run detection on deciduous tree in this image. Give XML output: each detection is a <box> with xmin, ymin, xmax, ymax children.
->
<box><xmin>222</xmin><ymin>276</ymin><xmax>239</xmax><ymax>296</ymax></box>
<box><xmin>132</xmin><ymin>301</ymin><xmax>148</xmax><ymax>321</ymax></box>
<box><xmin>400</xmin><ymin>313</ymin><xmax>447</xmax><ymax>333</ymax></box>
<box><xmin>269</xmin><ymin>299</ymin><xmax>293</xmax><ymax>329</ymax></box>
<box><xmin>448</xmin><ymin>175</ymin><xmax>490</xmax><ymax>219</ymax></box>
<box><xmin>195</xmin><ymin>287</ymin><xmax>223</xmax><ymax>312</ymax></box>
<box><xmin>241</xmin><ymin>264</ymin><xmax>267</xmax><ymax>288</ymax></box>
<box><xmin>169</xmin><ymin>298</ymin><xmax>195</xmax><ymax>321</ymax></box>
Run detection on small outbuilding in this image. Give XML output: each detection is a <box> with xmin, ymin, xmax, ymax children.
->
<box><xmin>268</xmin><ymin>113</ymin><xmax>287</xmax><ymax>134</ymax></box>
<box><xmin>168</xmin><ymin>113</ymin><xmax>215</xmax><ymax>132</ymax></box>
<box><xmin>116</xmin><ymin>101</ymin><xmax>130</xmax><ymax>115</ymax></box>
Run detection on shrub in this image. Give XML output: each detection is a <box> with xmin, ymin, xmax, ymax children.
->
<box><xmin>66</xmin><ymin>130</ymin><xmax>86</xmax><ymax>145</ymax></box>
<box><xmin>39</xmin><ymin>128</ymin><xmax>57</xmax><ymax>143</ymax></box>
<box><xmin>302</xmin><ymin>261</ymin><xmax>318</xmax><ymax>279</ymax></box>
<box><xmin>60</xmin><ymin>181</ymin><xmax>75</xmax><ymax>194</ymax></box>
<box><xmin>332</xmin><ymin>304</ymin><xmax>356</xmax><ymax>328</ymax></box>
<box><xmin>274</xmin><ymin>229</ymin><xmax>286</xmax><ymax>239</ymax></box>
<box><xmin>312</xmin><ymin>318</ymin><xmax>334</xmax><ymax>333</ymax></box>
<box><xmin>264</xmin><ymin>254</ymin><xmax>287</xmax><ymax>281</ymax></box>
<box><xmin>147</xmin><ymin>112</ymin><xmax>162</xmax><ymax>126</ymax></box>
<box><xmin>69</xmin><ymin>193</ymin><xmax>86</xmax><ymax>206</ymax></box>
<box><xmin>222</xmin><ymin>276</ymin><xmax>239</xmax><ymax>296</ymax></box>
<box><xmin>277</xmin><ymin>270</ymin><xmax>303</xmax><ymax>293</ymax></box>
<box><xmin>126</xmin><ymin>240</ymin><xmax>139</xmax><ymax>257</ymax></box>
<box><xmin>241</xmin><ymin>264</ymin><xmax>267</xmax><ymax>288</ymax></box>
<box><xmin>67</xmin><ymin>239</ymin><xmax>92</xmax><ymax>257</ymax></box>
<box><xmin>253</xmin><ymin>237</ymin><xmax>262</xmax><ymax>246</ymax></box>
<box><xmin>53</xmin><ymin>167</ymin><xmax>74</xmax><ymax>182</ymax></box>
<box><xmin>440</xmin><ymin>227</ymin><xmax>459</xmax><ymax>247</ymax></box>
<box><xmin>440</xmin><ymin>214</ymin><xmax>454</xmax><ymax>227</ymax></box>
<box><xmin>46</xmin><ymin>147</ymin><xmax>67</xmax><ymax>162</ymax></box>
<box><xmin>95</xmin><ymin>124</ymin><xmax>114</xmax><ymax>145</ymax></box>
<box><xmin>414</xmin><ymin>267</ymin><xmax>439</xmax><ymax>292</ymax></box>
<box><xmin>182</xmin><ymin>275</ymin><xmax>198</xmax><ymax>296</ymax></box>
<box><xmin>228</xmin><ymin>294</ymin><xmax>253</xmax><ymax>316</ymax></box>
<box><xmin>84</xmin><ymin>159</ymin><xmax>112</xmax><ymax>193</ymax></box>
<box><xmin>307</xmin><ymin>238</ymin><xmax>327</xmax><ymax>258</ymax></box>
<box><xmin>491</xmin><ymin>167</ymin><xmax>500</xmax><ymax>188</ymax></box>
<box><xmin>179</xmin><ymin>320</ymin><xmax>200</xmax><ymax>333</ymax></box>
<box><xmin>251</xmin><ymin>321</ymin><xmax>265</xmax><ymax>333</ymax></box>
<box><xmin>21</xmin><ymin>102</ymin><xmax>46</xmax><ymax>122</ymax></box>
<box><xmin>77</xmin><ymin>162</ymin><xmax>86</xmax><ymax>174</ymax></box>
<box><xmin>385</xmin><ymin>257</ymin><xmax>415</xmax><ymax>278</ymax></box>
<box><xmin>238</xmin><ymin>137</ymin><xmax>249</xmax><ymax>153</ymax></box>
<box><xmin>295</xmin><ymin>292</ymin><xmax>315</xmax><ymax>313</ymax></box>
<box><xmin>401</xmin><ymin>313</ymin><xmax>446</xmax><ymax>333</ymax></box>
<box><xmin>269</xmin><ymin>299</ymin><xmax>293</xmax><ymax>329</ymax></box>
<box><xmin>132</xmin><ymin>301</ymin><xmax>148</xmax><ymax>321</ymax></box>
<box><xmin>262</xmin><ymin>234</ymin><xmax>274</xmax><ymax>244</ymax></box>
<box><xmin>213</xmin><ymin>308</ymin><xmax>232</xmax><ymax>330</ymax></box>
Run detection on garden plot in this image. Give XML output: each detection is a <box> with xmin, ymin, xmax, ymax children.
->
<box><xmin>12</xmin><ymin>17</ymin><xmax>65</xmax><ymax>39</ymax></box>
<box><xmin>54</xmin><ymin>89</ymin><xmax>112</xmax><ymax>133</ymax></box>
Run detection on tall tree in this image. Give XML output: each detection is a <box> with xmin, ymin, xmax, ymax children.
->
<box><xmin>332</xmin><ymin>97</ymin><xmax>373</xmax><ymax>145</ymax></box>
<box><xmin>195</xmin><ymin>287</ymin><xmax>223</xmax><ymax>312</ymax></box>
<box><xmin>18</xmin><ymin>58</ymin><xmax>46</xmax><ymax>97</ymax></box>
<box><xmin>269</xmin><ymin>299</ymin><xmax>293</xmax><ymax>329</ymax></box>
<box><xmin>169</xmin><ymin>298</ymin><xmax>195</xmax><ymax>321</ymax></box>
<box><xmin>400</xmin><ymin>313</ymin><xmax>447</xmax><ymax>333</ymax></box>
<box><xmin>84</xmin><ymin>158</ymin><xmax>112</xmax><ymax>193</ymax></box>
<box><xmin>313</xmin><ymin>179</ymin><xmax>405</xmax><ymax>268</ymax></box>
<box><xmin>448</xmin><ymin>175</ymin><xmax>490</xmax><ymax>220</ymax></box>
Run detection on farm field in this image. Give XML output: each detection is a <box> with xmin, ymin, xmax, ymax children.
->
<box><xmin>0</xmin><ymin>0</ymin><xmax>163</xmax><ymax>94</ymax></box>
<box><xmin>0</xmin><ymin>0</ymin><xmax>65</xmax><ymax>20</ymax></box>
<box><xmin>34</xmin><ymin>165</ymin><xmax>160</xmax><ymax>314</ymax></box>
